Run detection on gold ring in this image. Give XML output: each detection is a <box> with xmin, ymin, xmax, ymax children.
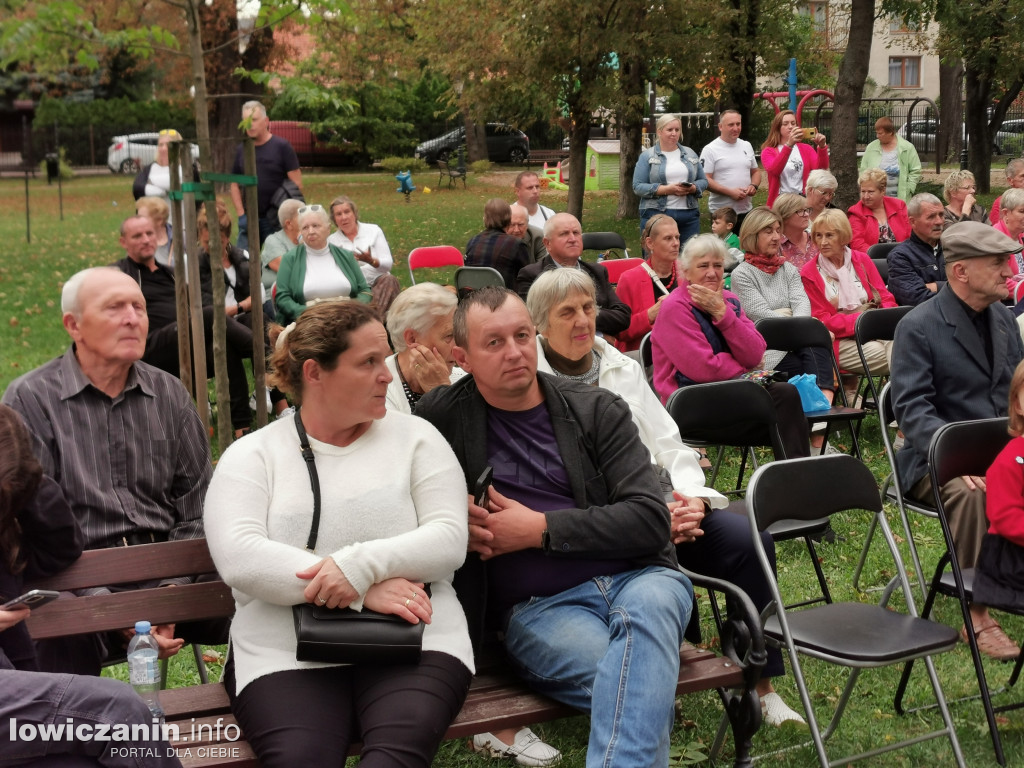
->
<box><xmin>405</xmin><ymin>598</ymin><xmax>412</xmax><ymax>607</ymax></box>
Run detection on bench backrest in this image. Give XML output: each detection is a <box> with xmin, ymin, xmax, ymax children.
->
<box><xmin>25</xmin><ymin>538</ymin><xmax>233</xmax><ymax>640</ymax></box>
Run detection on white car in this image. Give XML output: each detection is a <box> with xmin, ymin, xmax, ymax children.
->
<box><xmin>107</xmin><ymin>133</ymin><xmax>200</xmax><ymax>174</ymax></box>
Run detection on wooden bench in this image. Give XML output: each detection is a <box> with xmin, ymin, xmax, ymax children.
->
<box><xmin>436</xmin><ymin>158</ymin><xmax>467</xmax><ymax>189</ymax></box>
<box><xmin>527</xmin><ymin>149</ymin><xmax>569</xmax><ymax>167</ymax></box>
<box><xmin>27</xmin><ymin>539</ymin><xmax>764</xmax><ymax>768</ymax></box>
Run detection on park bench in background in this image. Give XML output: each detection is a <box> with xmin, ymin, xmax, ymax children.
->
<box><xmin>27</xmin><ymin>539</ymin><xmax>764</xmax><ymax>768</ymax></box>
<box><xmin>526</xmin><ymin>149</ymin><xmax>569</xmax><ymax>167</ymax></box>
<box><xmin>436</xmin><ymin>158</ymin><xmax>467</xmax><ymax>189</ymax></box>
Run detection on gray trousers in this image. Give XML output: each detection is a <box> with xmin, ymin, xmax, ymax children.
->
<box><xmin>0</xmin><ymin>670</ymin><xmax>182</xmax><ymax>767</ymax></box>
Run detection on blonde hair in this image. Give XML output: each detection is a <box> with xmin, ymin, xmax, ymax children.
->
<box><xmin>773</xmin><ymin>193</ymin><xmax>809</xmax><ymax>222</ymax></box>
<box><xmin>858</xmin><ymin>167</ymin><xmax>887</xmax><ymax>193</ymax></box>
<box><xmin>136</xmin><ymin>196</ymin><xmax>170</xmax><ymax>227</ymax></box>
<box><xmin>943</xmin><ymin>169</ymin><xmax>976</xmax><ymax>203</ymax></box>
<box><xmin>738</xmin><ymin>206</ymin><xmax>782</xmax><ymax>254</ymax></box>
<box><xmin>1009</xmin><ymin>359</ymin><xmax>1024</xmax><ymax>436</ymax></box>
<box><xmin>809</xmin><ymin>208</ymin><xmax>852</xmax><ymax>245</ymax></box>
<box><xmin>656</xmin><ymin>114</ymin><xmax>682</xmax><ymax>133</ymax></box>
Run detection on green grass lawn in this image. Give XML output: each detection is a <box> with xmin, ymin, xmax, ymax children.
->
<box><xmin>4</xmin><ymin>170</ymin><xmax>1021</xmax><ymax>766</ymax></box>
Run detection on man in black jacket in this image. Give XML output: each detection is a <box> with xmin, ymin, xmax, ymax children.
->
<box><xmin>888</xmin><ymin>193</ymin><xmax>946</xmax><ymax>306</ymax></box>
<box><xmin>416</xmin><ymin>287</ymin><xmax>691</xmax><ymax>768</ymax></box>
<box><xmin>514</xmin><ymin>213</ymin><xmax>631</xmax><ymax>337</ymax></box>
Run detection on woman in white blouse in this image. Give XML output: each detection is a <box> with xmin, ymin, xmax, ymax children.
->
<box><xmin>328</xmin><ymin>195</ymin><xmax>402</xmax><ymax>314</ymax></box>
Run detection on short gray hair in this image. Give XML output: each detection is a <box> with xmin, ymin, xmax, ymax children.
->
<box><xmin>386</xmin><ymin>283</ymin><xmax>457</xmax><ymax>353</ymax></box>
<box><xmin>278</xmin><ymin>199</ymin><xmax>304</xmax><ymax>228</ymax></box>
<box><xmin>526</xmin><ymin>269</ymin><xmax>597</xmax><ymax>333</ymax></box>
<box><xmin>543</xmin><ymin>212</ymin><xmax>579</xmax><ymax>240</ymax></box>
<box><xmin>1002</xmin><ymin>187</ymin><xmax>1024</xmax><ymax>212</ymax></box>
<box><xmin>805</xmin><ymin>169</ymin><xmax>838</xmax><ymax>192</ymax></box>
<box><xmin>1006</xmin><ymin>158</ymin><xmax>1024</xmax><ymax>179</ymax></box>
<box><xmin>242</xmin><ymin>100</ymin><xmax>267</xmax><ymax>119</ymax></box>
<box><xmin>679</xmin><ymin>233</ymin><xmax>727</xmax><ymax>271</ymax></box>
<box><xmin>61</xmin><ymin>267</ymin><xmax>120</xmax><ymax>317</ymax></box>
<box><xmin>907</xmin><ymin>192</ymin><xmax>943</xmax><ymax>217</ymax></box>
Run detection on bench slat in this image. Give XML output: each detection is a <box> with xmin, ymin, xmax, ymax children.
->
<box><xmin>25</xmin><ymin>582</ymin><xmax>234</xmax><ymax>639</ymax></box>
<box><xmin>30</xmin><ymin>539</ymin><xmax>217</xmax><ymax>590</ymax></box>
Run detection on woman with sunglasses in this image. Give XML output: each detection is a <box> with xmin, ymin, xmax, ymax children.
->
<box><xmin>274</xmin><ymin>204</ymin><xmax>372</xmax><ymax>325</ymax></box>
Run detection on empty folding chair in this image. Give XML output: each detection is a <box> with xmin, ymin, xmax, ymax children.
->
<box><xmin>407</xmin><ymin>245</ymin><xmax>463</xmax><ymax>284</ymax></box>
<box><xmin>734</xmin><ymin>454</ymin><xmax>964</xmax><ymax>768</ymax></box>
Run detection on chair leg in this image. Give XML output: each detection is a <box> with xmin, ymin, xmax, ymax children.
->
<box><xmin>804</xmin><ymin>537</ymin><xmax>832</xmax><ymax>604</ymax></box>
<box><xmin>708</xmin><ymin>446</ymin><xmax>727</xmax><ymax>487</ymax></box>
<box><xmin>852</xmin><ymin>508</ymin><xmax>880</xmax><ymax>592</ymax></box>
<box><xmin>192</xmin><ymin>642</ymin><xmax>210</xmax><ymax>685</ymax></box>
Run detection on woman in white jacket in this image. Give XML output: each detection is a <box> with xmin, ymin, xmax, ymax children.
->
<box><xmin>526</xmin><ymin>268</ymin><xmax>806</xmax><ymax>728</ymax></box>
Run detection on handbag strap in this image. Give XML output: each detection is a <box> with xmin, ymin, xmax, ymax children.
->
<box><xmin>293</xmin><ymin>408</ymin><xmax>322</xmax><ymax>551</ymax></box>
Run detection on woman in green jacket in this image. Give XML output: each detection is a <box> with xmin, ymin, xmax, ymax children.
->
<box><xmin>274</xmin><ymin>204</ymin><xmax>372</xmax><ymax>324</ymax></box>
<box><xmin>859</xmin><ymin>117</ymin><xmax>922</xmax><ymax>202</ymax></box>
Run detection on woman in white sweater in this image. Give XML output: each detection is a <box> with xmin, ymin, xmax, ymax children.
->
<box><xmin>204</xmin><ymin>301</ymin><xmax>473</xmax><ymax>768</ymax></box>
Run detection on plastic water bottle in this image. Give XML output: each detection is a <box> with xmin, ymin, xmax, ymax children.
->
<box><xmin>127</xmin><ymin>621</ymin><xmax>165</xmax><ymax>722</ymax></box>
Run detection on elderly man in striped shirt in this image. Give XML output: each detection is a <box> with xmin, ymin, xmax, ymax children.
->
<box><xmin>1</xmin><ymin>266</ymin><xmax>216</xmax><ymax>675</ymax></box>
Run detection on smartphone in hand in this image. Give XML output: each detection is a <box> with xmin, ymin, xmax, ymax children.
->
<box><xmin>2</xmin><ymin>589</ymin><xmax>60</xmax><ymax>611</ymax></box>
<box><xmin>474</xmin><ymin>466</ymin><xmax>494</xmax><ymax>509</ymax></box>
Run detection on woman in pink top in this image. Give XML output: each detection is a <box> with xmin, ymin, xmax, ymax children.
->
<box><xmin>847</xmin><ymin>168</ymin><xmax>912</xmax><ymax>252</ymax></box>
<box><xmin>993</xmin><ymin>187</ymin><xmax>1024</xmax><ymax>293</ymax></box>
<box><xmin>614</xmin><ymin>214</ymin><xmax>681</xmax><ymax>352</ymax></box>
<box><xmin>773</xmin><ymin>193</ymin><xmax>819</xmax><ymax>270</ymax></box>
<box><xmin>761</xmin><ymin>110</ymin><xmax>829</xmax><ymax>206</ymax></box>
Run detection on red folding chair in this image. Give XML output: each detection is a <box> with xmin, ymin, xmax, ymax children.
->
<box><xmin>600</xmin><ymin>257</ymin><xmax>644</xmax><ymax>285</ymax></box>
<box><xmin>407</xmin><ymin>246</ymin><xmax>464</xmax><ymax>284</ymax></box>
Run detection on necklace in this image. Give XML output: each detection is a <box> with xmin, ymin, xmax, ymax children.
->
<box><xmin>395</xmin><ymin>358</ymin><xmax>422</xmax><ymax>409</ymax></box>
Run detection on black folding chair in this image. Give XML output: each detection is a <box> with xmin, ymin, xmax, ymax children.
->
<box><xmin>667</xmin><ymin>380</ymin><xmax>831</xmax><ymax>608</ymax></box>
<box><xmin>455</xmin><ymin>265</ymin><xmax>506</xmax><ymax>296</ymax></box>
<box><xmin>853</xmin><ymin>304</ymin><xmax>912</xmax><ymax>415</ymax></box>
<box><xmin>755</xmin><ymin>316</ymin><xmax>866</xmax><ymax>457</ymax></box>
<box><xmin>866</xmin><ymin>242</ymin><xmax>898</xmax><ymax>286</ymax></box>
<box><xmin>639</xmin><ymin>332</ymin><xmax>654</xmax><ymax>391</ymax></box>
<box><xmin>736</xmin><ymin>454</ymin><xmax>964</xmax><ymax>768</ymax></box>
<box><xmin>894</xmin><ymin>417</ymin><xmax>1021</xmax><ymax>766</ymax></box>
<box><xmin>852</xmin><ymin>382</ymin><xmax>938</xmax><ymax>596</ymax></box>
<box><xmin>581</xmin><ymin>231</ymin><xmax>631</xmax><ymax>259</ymax></box>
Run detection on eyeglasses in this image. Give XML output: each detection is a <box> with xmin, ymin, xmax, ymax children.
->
<box><xmin>797</xmin><ymin>208</ymin><xmax>812</xmax><ymax>215</ymax></box>
<box><xmin>298</xmin><ymin>205</ymin><xmax>324</xmax><ymax>214</ymax></box>
<box><xmin>811</xmin><ymin>189</ymin><xmax>835</xmax><ymax>199</ymax></box>
<box><xmin>958</xmin><ymin>185</ymin><xmax>976</xmax><ymax>192</ymax></box>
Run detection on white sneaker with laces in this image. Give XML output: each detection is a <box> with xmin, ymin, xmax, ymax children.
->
<box><xmin>761</xmin><ymin>692</ymin><xmax>808</xmax><ymax>728</ymax></box>
<box><xmin>471</xmin><ymin>728</ymin><xmax>562</xmax><ymax>766</ymax></box>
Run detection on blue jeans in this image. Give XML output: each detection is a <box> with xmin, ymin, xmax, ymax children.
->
<box><xmin>640</xmin><ymin>208</ymin><xmax>701</xmax><ymax>247</ymax></box>
<box><xmin>503</xmin><ymin>566</ymin><xmax>693</xmax><ymax>768</ymax></box>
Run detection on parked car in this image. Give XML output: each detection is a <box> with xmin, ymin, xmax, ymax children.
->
<box><xmin>897</xmin><ymin>119</ymin><xmax>1003</xmax><ymax>154</ymax></box>
<box><xmin>415</xmin><ymin>123</ymin><xmax>529</xmax><ymax>165</ymax></box>
<box><xmin>268</xmin><ymin>121</ymin><xmax>366</xmax><ymax>167</ymax></box>
<box><xmin>107</xmin><ymin>133</ymin><xmax>199</xmax><ymax>174</ymax></box>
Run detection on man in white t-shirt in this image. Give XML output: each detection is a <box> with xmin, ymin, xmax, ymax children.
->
<box><xmin>700</xmin><ymin>110</ymin><xmax>761</xmax><ymax>232</ymax></box>
<box><xmin>513</xmin><ymin>171</ymin><xmax>556</xmax><ymax>230</ymax></box>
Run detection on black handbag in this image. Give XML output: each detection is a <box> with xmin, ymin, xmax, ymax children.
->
<box><xmin>291</xmin><ymin>409</ymin><xmax>425</xmax><ymax>664</ymax></box>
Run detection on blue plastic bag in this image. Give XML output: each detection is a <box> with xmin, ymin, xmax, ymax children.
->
<box><xmin>791</xmin><ymin>373</ymin><xmax>831</xmax><ymax>414</ymax></box>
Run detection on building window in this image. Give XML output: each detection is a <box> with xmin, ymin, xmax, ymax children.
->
<box><xmin>889</xmin><ymin>56</ymin><xmax>921</xmax><ymax>88</ymax></box>
<box><xmin>889</xmin><ymin>17</ymin><xmax>919</xmax><ymax>34</ymax></box>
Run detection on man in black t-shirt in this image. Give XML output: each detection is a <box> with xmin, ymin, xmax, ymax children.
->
<box><xmin>229</xmin><ymin>100</ymin><xmax>303</xmax><ymax>251</ymax></box>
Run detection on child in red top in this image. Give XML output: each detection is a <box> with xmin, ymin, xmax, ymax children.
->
<box><xmin>975</xmin><ymin>360</ymin><xmax>1024</xmax><ymax>611</ymax></box>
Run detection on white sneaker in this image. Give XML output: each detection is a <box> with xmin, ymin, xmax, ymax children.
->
<box><xmin>761</xmin><ymin>692</ymin><xmax>807</xmax><ymax>728</ymax></box>
<box><xmin>823</xmin><ymin>442</ymin><xmax>843</xmax><ymax>456</ymax></box>
<box><xmin>471</xmin><ymin>728</ymin><xmax>562</xmax><ymax>766</ymax></box>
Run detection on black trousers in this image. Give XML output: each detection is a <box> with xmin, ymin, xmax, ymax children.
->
<box><xmin>225</xmin><ymin>651</ymin><xmax>472</xmax><ymax>768</ymax></box>
<box><xmin>143</xmin><ymin>306</ymin><xmax>253</xmax><ymax>430</ymax></box>
<box><xmin>677</xmin><ymin>508</ymin><xmax>784</xmax><ymax>678</ymax></box>
<box><xmin>774</xmin><ymin>346</ymin><xmax>834</xmax><ymax>393</ymax></box>
<box><xmin>766</xmin><ymin>381</ymin><xmax>811</xmax><ymax>459</ymax></box>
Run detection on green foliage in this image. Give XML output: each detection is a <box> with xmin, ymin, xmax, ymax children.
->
<box><xmin>34</xmin><ymin>96</ymin><xmax>193</xmax><ymax>133</ymax></box>
<box><xmin>468</xmin><ymin>159</ymin><xmax>492</xmax><ymax>173</ymax></box>
<box><xmin>379</xmin><ymin>156</ymin><xmax>427</xmax><ymax>174</ymax></box>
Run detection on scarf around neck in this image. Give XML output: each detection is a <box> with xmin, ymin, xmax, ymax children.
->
<box><xmin>816</xmin><ymin>246</ymin><xmax>862</xmax><ymax>310</ymax></box>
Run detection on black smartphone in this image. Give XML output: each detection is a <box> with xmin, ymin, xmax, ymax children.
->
<box><xmin>2</xmin><ymin>589</ymin><xmax>60</xmax><ymax>611</ymax></box>
<box><xmin>474</xmin><ymin>466</ymin><xmax>494</xmax><ymax>509</ymax></box>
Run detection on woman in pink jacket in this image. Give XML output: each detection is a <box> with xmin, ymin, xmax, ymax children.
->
<box><xmin>651</xmin><ymin>234</ymin><xmax>810</xmax><ymax>459</ymax></box>
<box><xmin>800</xmin><ymin>209</ymin><xmax>897</xmax><ymax>376</ymax></box>
<box><xmin>847</xmin><ymin>168</ymin><xmax>912</xmax><ymax>252</ymax></box>
<box><xmin>761</xmin><ymin>110</ymin><xmax>829</xmax><ymax>207</ymax></box>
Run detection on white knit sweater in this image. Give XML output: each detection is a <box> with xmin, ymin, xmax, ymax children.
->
<box><xmin>204</xmin><ymin>412</ymin><xmax>474</xmax><ymax>693</ymax></box>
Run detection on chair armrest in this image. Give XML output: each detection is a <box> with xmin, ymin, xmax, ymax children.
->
<box><xmin>681</xmin><ymin>566</ymin><xmax>766</xmax><ymax>691</ymax></box>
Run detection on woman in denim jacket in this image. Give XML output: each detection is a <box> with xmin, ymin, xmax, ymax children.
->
<box><xmin>633</xmin><ymin>114</ymin><xmax>707</xmax><ymax>245</ymax></box>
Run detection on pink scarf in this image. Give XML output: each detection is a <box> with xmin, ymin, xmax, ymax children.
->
<box><xmin>816</xmin><ymin>247</ymin><xmax>862</xmax><ymax>310</ymax></box>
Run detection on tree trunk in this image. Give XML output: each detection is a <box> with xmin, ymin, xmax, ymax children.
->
<box><xmin>937</xmin><ymin>60</ymin><xmax>963</xmax><ymax>165</ymax></box>
<box><xmin>964</xmin><ymin>67</ymin><xmax>993</xmax><ymax>191</ymax></box>
<box><xmin>616</xmin><ymin>53</ymin><xmax>646</xmax><ymax>221</ymax></box>
<box><xmin>831</xmin><ymin>0</ymin><xmax>875</xmax><ymax>211</ymax></box>
<box><xmin>464</xmin><ymin>114</ymin><xmax>487</xmax><ymax>164</ymax></box>
<box><xmin>723</xmin><ymin>0</ymin><xmax>759</xmax><ymax>139</ymax></box>
<box><xmin>565</xmin><ymin>100</ymin><xmax>591</xmax><ymax>223</ymax></box>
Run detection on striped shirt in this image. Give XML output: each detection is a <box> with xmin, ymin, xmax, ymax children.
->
<box><xmin>1</xmin><ymin>347</ymin><xmax>211</xmax><ymax>557</ymax></box>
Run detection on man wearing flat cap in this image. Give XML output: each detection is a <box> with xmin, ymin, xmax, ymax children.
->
<box><xmin>892</xmin><ymin>221</ymin><xmax>1024</xmax><ymax>660</ymax></box>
